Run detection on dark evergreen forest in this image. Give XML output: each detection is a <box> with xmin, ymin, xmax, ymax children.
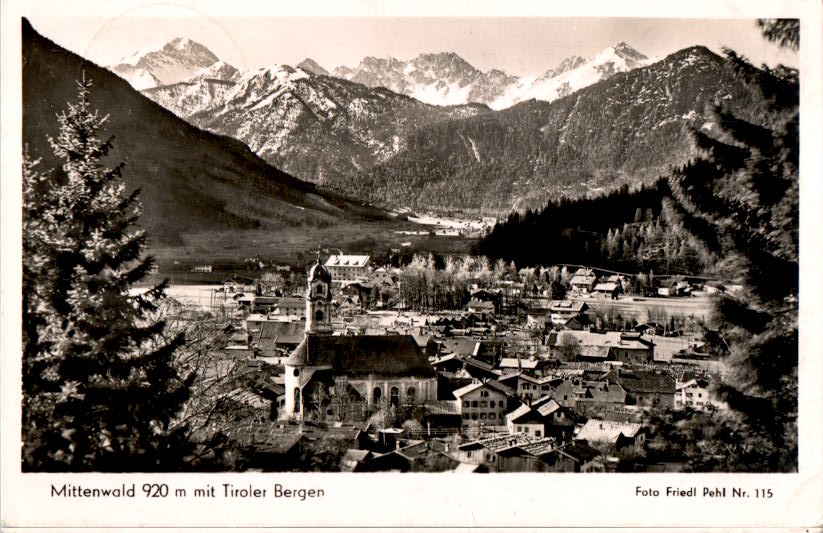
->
<box><xmin>475</xmin><ymin>179</ymin><xmax>706</xmax><ymax>275</ymax></box>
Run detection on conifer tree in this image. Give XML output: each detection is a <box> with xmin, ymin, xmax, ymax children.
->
<box><xmin>22</xmin><ymin>76</ymin><xmax>191</xmax><ymax>471</ymax></box>
<box><xmin>660</xmin><ymin>20</ymin><xmax>799</xmax><ymax>471</ymax></box>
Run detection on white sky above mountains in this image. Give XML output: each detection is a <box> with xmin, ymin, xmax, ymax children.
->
<box><xmin>28</xmin><ymin>12</ymin><xmax>798</xmax><ymax>77</ymax></box>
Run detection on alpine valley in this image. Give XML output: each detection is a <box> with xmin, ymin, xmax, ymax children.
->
<box><xmin>129</xmin><ymin>37</ymin><xmax>777</xmax><ymax>215</ymax></box>
<box><xmin>23</xmin><ymin>20</ymin><xmax>474</xmax><ymax>265</ymax></box>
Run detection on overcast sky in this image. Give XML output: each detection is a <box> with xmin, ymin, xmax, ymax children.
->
<box><xmin>26</xmin><ymin>12</ymin><xmax>799</xmax><ymax>78</ymax></box>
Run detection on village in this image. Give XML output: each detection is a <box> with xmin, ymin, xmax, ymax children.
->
<box><xmin>154</xmin><ymin>250</ymin><xmax>729</xmax><ymax>473</ymax></box>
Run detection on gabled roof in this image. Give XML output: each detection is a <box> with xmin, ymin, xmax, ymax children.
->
<box><xmin>535</xmin><ymin>399</ymin><xmax>562</xmax><ymax>417</ymax></box>
<box><xmin>252</xmin><ymin>320</ymin><xmax>306</xmax><ymax>349</ymax></box>
<box><xmin>594</xmin><ymin>282</ymin><xmax>620</xmax><ymax>292</ymax></box>
<box><xmin>422</xmin><ymin>400</ymin><xmax>461</xmax><ymax>416</ymax></box>
<box><xmin>440</xmin><ymin>337</ymin><xmax>480</xmax><ymax>356</ymax></box>
<box><xmin>585</xmin><ymin>382</ymin><xmax>626</xmax><ymax>403</ymax></box>
<box><xmin>517</xmin><ymin>438</ymin><xmax>557</xmax><ymax>456</ymax></box>
<box><xmin>453</xmin><ymin>379</ymin><xmax>514</xmax><ymax>399</ymax></box>
<box><xmin>463</xmin><ymin>356</ymin><xmax>496</xmax><ymax>373</ymax></box>
<box><xmin>577</xmin><ymin>419</ymin><xmax>642</xmax><ymax>443</ymax></box>
<box><xmin>498</xmin><ymin>371</ymin><xmax>540</xmax><ymax>385</ymax></box>
<box><xmin>506</xmin><ymin>404</ymin><xmax>541</xmax><ymax>424</ymax></box>
<box><xmin>577</xmin><ymin>346</ymin><xmax>611</xmax><ymax>359</ymax></box>
<box><xmin>324</xmin><ymin>254</ymin><xmax>370</xmax><ymax>267</ymax></box>
<box><xmin>499</xmin><ymin>358</ymin><xmax>539</xmax><ymax>369</ymax></box>
<box><xmin>286</xmin><ymin>334</ymin><xmax>435</xmax><ymax>378</ymax></box>
<box><xmin>606</xmin><ymin>370</ymin><xmax>675</xmax><ymax>394</ymax></box>
<box><xmin>549</xmin><ymin>300</ymin><xmax>588</xmax><ymax>313</ymax></box>
<box><xmin>554</xmin><ymin>441</ymin><xmax>601</xmax><ymax>463</ymax></box>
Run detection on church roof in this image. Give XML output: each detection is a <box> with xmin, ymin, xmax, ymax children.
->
<box><xmin>285</xmin><ymin>334</ymin><xmax>435</xmax><ymax>378</ymax></box>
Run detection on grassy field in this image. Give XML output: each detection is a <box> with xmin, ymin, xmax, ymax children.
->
<box><xmin>147</xmin><ymin>219</ymin><xmax>477</xmax><ymax>270</ymax></box>
<box><xmin>580</xmin><ymin>294</ymin><xmax>715</xmax><ymax>322</ymax></box>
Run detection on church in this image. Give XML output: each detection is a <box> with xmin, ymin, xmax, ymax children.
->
<box><xmin>283</xmin><ymin>258</ymin><xmax>438</xmax><ymax>420</ymax></box>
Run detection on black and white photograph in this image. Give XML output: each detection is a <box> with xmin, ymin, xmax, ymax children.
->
<box><xmin>2</xmin><ymin>0</ymin><xmax>822</xmax><ymax>529</ymax></box>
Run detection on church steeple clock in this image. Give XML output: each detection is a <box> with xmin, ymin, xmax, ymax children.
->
<box><xmin>305</xmin><ymin>254</ymin><xmax>332</xmax><ymax>333</ymax></box>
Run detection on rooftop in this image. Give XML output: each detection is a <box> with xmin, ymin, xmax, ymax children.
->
<box><xmin>324</xmin><ymin>254</ymin><xmax>370</xmax><ymax>268</ymax></box>
<box><xmin>286</xmin><ymin>334</ymin><xmax>435</xmax><ymax>378</ymax></box>
<box><xmin>577</xmin><ymin>419</ymin><xmax>643</xmax><ymax>443</ymax></box>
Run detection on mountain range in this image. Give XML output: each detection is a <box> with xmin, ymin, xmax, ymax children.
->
<box><xmin>126</xmin><ymin>39</ymin><xmax>655</xmax><ymax>194</ymax></box>
<box><xmin>340</xmin><ymin>46</ymin><xmax>762</xmax><ymax>213</ymax></box>
<box><xmin>95</xmin><ymin>34</ymin><xmax>781</xmax><ymax>218</ymax></box>
<box><xmin>116</xmin><ymin>39</ymin><xmax>651</xmax><ymax>109</ymax></box>
<box><xmin>22</xmin><ymin>20</ymin><xmax>439</xmax><ymax>265</ymax></box>
<box><xmin>329</xmin><ymin>43</ymin><xmax>649</xmax><ymax>109</ymax></box>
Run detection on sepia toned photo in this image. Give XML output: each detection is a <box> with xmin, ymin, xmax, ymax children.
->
<box><xmin>16</xmin><ymin>8</ymin><xmax>801</xmax><ymax>480</ymax></box>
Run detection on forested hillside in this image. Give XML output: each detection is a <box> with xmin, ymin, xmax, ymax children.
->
<box><xmin>475</xmin><ymin>179</ymin><xmax>706</xmax><ymax>275</ymax></box>
<box><xmin>341</xmin><ymin>46</ymin><xmax>774</xmax><ymax>213</ymax></box>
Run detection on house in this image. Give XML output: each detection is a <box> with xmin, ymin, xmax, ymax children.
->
<box><xmin>452</xmin><ymin>380</ymin><xmax>515</xmax><ymax>428</ymax></box>
<box><xmin>505</xmin><ymin>396</ymin><xmax>575</xmax><ymax>440</ymax></box>
<box><xmin>543</xmin><ymin>441</ymin><xmax>604</xmax><ymax>472</ymax></box>
<box><xmin>498</xmin><ymin>357</ymin><xmax>539</xmax><ymax>375</ymax></box>
<box><xmin>610</xmin><ymin>332</ymin><xmax>655</xmax><ymax>365</ymax></box>
<box><xmin>469</xmin><ymin>289</ymin><xmax>503</xmax><ymax>314</ymax></box>
<box><xmin>549</xmin><ymin>331</ymin><xmax>654</xmax><ymax>364</ymax></box>
<box><xmin>386</xmin><ymin>440</ymin><xmax>461</xmax><ymax>472</ymax></box>
<box><xmin>497</xmin><ymin>371</ymin><xmax>542</xmax><ymax>401</ymax></box>
<box><xmin>466</xmin><ymin>299</ymin><xmax>495</xmax><ymax>315</ymax></box>
<box><xmin>505</xmin><ymin>404</ymin><xmax>547</xmax><ymax>438</ymax></box>
<box><xmin>456</xmin><ymin>434</ymin><xmax>556</xmax><ymax>472</ymax></box>
<box><xmin>549</xmin><ymin>300</ymin><xmax>588</xmax><ymax>325</ymax></box>
<box><xmin>369</xmin><ymin>267</ymin><xmax>395</xmax><ymax>288</ymax></box>
<box><xmin>576</xmin><ymin>419</ymin><xmax>646</xmax><ymax>450</ymax></box>
<box><xmin>340</xmin><ymin>449</ymin><xmax>374</xmax><ymax>472</ymax></box>
<box><xmin>604</xmin><ymin>274</ymin><xmax>626</xmax><ymax>291</ymax></box>
<box><xmin>247</xmin><ymin>319</ymin><xmax>306</xmax><ymax>356</ymax></box>
<box><xmin>430</xmin><ymin>353</ymin><xmax>499</xmax><ymax>382</ymax></box>
<box><xmin>532</xmin><ymin>396</ymin><xmax>577</xmax><ymax>441</ymax></box>
<box><xmin>563</xmin><ymin>314</ymin><xmax>592</xmax><ymax>331</ymax></box>
<box><xmin>675</xmin><ymin>375</ymin><xmax>712</xmax><ymax>411</ymax></box>
<box><xmin>593</xmin><ymin>282</ymin><xmax>621</xmax><ymax>299</ymax></box>
<box><xmin>421</xmin><ymin>400</ymin><xmax>463</xmax><ymax>430</ymax></box>
<box><xmin>271</xmin><ymin>297</ymin><xmax>305</xmax><ymax>319</ymax></box>
<box><xmin>578</xmin><ymin>381</ymin><xmax>627</xmax><ymax>406</ymax></box>
<box><xmin>604</xmin><ymin>369</ymin><xmax>676</xmax><ymax>409</ymax></box>
<box><xmin>569</xmin><ymin>268</ymin><xmax>597</xmax><ymax>293</ymax></box>
<box><xmin>324</xmin><ymin>253</ymin><xmax>371</xmax><ymax>284</ymax></box>
<box><xmin>526</xmin><ymin>308</ymin><xmax>550</xmax><ymax>328</ymax></box>
<box><xmin>249</xmin><ymin>433</ymin><xmax>306</xmax><ymax>471</ymax></box>
<box><xmin>222</xmin><ymin>276</ymin><xmax>256</xmax><ymax>293</ymax></box>
<box><xmin>657</xmin><ymin>276</ymin><xmax>691</xmax><ymax>297</ymax></box>
<box><xmin>634</xmin><ymin>322</ymin><xmax>665</xmax><ymax>336</ymax></box>
<box><xmin>283</xmin><ymin>258</ymin><xmax>438</xmax><ymax>420</ymax></box>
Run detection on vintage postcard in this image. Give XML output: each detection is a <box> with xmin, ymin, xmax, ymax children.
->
<box><xmin>1</xmin><ymin>0</ymin><xmax>821</xmax><ymax>529</ymax></box>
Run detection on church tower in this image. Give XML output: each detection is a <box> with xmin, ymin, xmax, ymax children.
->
<box><xmin>305</xmin><ymin>254</ymin><xmax>332</xmax><ymax>333</ymax></box>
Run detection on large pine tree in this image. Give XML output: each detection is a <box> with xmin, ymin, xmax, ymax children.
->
<box><xmin>22</xmin><ymin>76</ymin><xmax>191</xmax><ymax>471</ymax></box>
<box><xmin>659</xmin><ymin>20</ymin><xmax>799</xmax><ymax>471</ymax></box>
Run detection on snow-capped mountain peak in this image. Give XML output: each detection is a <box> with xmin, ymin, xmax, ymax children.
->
<box><xmin>184</xmin><ymin>60</ymin><xmax>240</xmax><ymax>83</ymax></box>
<box><xmin>110</xmin><ymin>37</ymin><xmax>221</xmax><ymax>89</ymax></box>
<box><xmin>296</xmin><ymin>58</ymin><xmax>329</xmax><ymax>76</ymax></box>
<box><xmin>489</xmin><ymin>42</ymin><xmax>651</xmax><ymax>109</ymax></box>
